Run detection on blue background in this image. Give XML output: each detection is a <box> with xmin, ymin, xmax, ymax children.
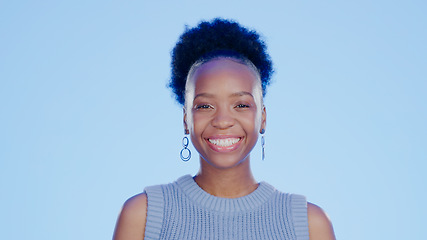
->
<box><xmin>1</xmin><ymin>1</ymin><xmax>426</xmax><ymax>239</ymax></box>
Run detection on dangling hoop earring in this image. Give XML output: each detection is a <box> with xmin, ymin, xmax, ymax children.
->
<box><xmin>180</xmin><ymin>132</ymin><xmax>191</xmax><ymax>161</ymax></box>
<box><xmin>260</xmin><ymin>129</ymin><xmax>265</xmax><ymax>161</ymax></box>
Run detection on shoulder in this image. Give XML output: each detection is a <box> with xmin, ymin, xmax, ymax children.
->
<box><xmin>113</xmin><ymin>193</ymin><xmax>148</xmax><ymax>240</ymax></box>
<box><xmin>122</xmin><ymin>193</ymin><xmax>148</xmax><ymax>215</ymax></box>
<box><xmin>307</xmin><ymin>202</ymin><xmax>336</xmax><ymax>240</ymax></box>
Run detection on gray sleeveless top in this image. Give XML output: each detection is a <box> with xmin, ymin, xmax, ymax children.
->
<box><xmin>144</xmin><ymin>175</ymin><xmax>309</xmax><ymax>240</ymax></box>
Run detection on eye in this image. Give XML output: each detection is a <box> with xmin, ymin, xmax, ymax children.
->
<box><xmin>235</xmin><ymin>103</ymin><xmax>250</xmax><ymax>108</ymax></box>
<box><xmin>195</xmin><ymin>104</ymin><xmax>213</xmax><ymax>110</ymax></box>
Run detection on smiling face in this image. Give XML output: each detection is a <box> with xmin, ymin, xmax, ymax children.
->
<box><xmin>184</xmin><ymin>58</ymin><xmax>266</xmax><ymax>169</ymax></box>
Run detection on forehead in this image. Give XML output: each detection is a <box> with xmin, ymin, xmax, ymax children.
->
<box><xmin>189</xmin><ymin>58</ymin><xmax>259</xmax><ymax>93</ymax></box>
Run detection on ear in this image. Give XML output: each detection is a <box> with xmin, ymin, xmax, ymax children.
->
<box><xmin>183</xmin><ymin>107</ymin><xmax>189</xmax><ymax>134</ymax></box>
<box><xmin>260</xmin><ymin>106</ymin><xmax>267</xmax><ymax>134</ymax></box>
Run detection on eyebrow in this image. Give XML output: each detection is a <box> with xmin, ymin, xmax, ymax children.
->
<box><xmin>194</xmin><ymin>91</ymin><xmax>253</xmax><ymax>100</ymax></box>
<box><xmin>230</xmin><ymin>91</ymin><xmax>254</xmax><ymax>98</ymax></box>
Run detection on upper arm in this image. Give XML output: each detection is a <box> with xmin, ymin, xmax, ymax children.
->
<box><xmin>307</xmin><ymin>202</ymin><xmax>336</xmax><ymax>240</ymax></box>
<box><xmin>113</xmin><ymin>193</ymin><xmax>148</xmax><ymax>240</ymax></box>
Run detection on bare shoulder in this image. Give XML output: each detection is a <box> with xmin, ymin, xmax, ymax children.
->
<box><xmin>113</xmin><ymin>193</ymin><xmax>148</xmax><ymax>240</ymax></box>
<box><xmin>307</xmin><ymin>202</ymin><xmax>336</xmax><ymax>240</ymax></box>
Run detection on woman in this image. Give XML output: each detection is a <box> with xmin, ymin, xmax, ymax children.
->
<box><xmin>113</xmin><ymin>18</ymin><xmax>335</xmax><ymax>240</ymax></box>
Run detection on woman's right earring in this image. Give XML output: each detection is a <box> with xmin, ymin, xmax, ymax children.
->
<box><xmin>180</xmin><ymin>136</ymin><xmax>191</xmax><ymax>162</ymax></box>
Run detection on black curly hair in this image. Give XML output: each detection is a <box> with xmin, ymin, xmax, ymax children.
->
<box><xmin>169</xmin><ymin>18</ymin><xmax>274</xmax><ymax>105</ymax></box>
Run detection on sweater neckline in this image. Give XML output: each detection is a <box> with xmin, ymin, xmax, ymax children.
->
<box><xmin>176</xmin><ymin>174</ymin><xmax>276</xmax><ymax>213</ymax></box>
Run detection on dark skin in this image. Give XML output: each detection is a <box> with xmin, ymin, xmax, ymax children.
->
<box><xmin>113</xmin><ymin>58</ymin><xmax>335</xmax><ymax>240</ymax></box>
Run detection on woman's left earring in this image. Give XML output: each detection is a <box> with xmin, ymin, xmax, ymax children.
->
<box><xmin>260</xmin><ymin>129</ymin><xmax>265</xmax><ymax>161</ymax></box>
<box><xmin>180</xmin><ymin>130</ymin><xmax>191</xmax><ymax>162</ymax></box>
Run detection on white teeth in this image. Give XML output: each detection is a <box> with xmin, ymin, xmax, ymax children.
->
<box><xmin>208</xmin><ymin>138</ymin><xmax>240</xmax><ymax>147</ymax></box>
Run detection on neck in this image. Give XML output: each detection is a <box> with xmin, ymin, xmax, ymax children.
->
<box><xmin>194</xmin><ymin>157</ymin><xmax>258</xmax><ymax>198</ymax></box>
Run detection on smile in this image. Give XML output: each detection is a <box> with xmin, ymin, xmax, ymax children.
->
<box><xmin>208</xmin><ymin>137</ymin><xmax>241</xmax><ymax>147</ymax></box>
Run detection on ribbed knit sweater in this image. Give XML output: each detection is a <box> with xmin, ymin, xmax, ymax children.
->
<box><xmin>144</xmin><ymin>175</ymin><xmax>309</xmax><ymax>240</ymax></box>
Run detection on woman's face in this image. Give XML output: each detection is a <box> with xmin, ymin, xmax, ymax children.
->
<box><xmin>184</xmin><ymin>58</ymin><xmax>266</xmax><ymax>169</ymax></box>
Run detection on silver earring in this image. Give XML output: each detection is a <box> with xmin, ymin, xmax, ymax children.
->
<box><xmin>260</xmin><ymin>129</ymin><xmax>265</xmax><ymax>161</ymax></box>
<box><xmin>180</xmin><ymin>136</ymin><xmax>191</xmax><ymax>162</ymax></box>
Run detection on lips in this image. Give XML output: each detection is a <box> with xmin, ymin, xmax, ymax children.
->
<box><xmin>206</xmin><ymin>136</ymin><xmax>242</xmax><ymax>152</ymax></box>
<box><xmin>208</xmin><ymin>137</ymin><xmax>240</xmax><ymax>147</ymax></box>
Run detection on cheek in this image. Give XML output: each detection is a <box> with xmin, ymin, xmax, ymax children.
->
<box><xmin>189</xmin><ymin>112</ymin><xmax>209</xmax><ymax>133</ymax></box>
<box><xmin>240</xmin><ymin>111</ymin><xmax>259</xmax><ymax>133</ymax></box>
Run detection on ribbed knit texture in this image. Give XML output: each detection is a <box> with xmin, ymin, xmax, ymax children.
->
<box><xmin>144</xmin><ymin>175</ymin><xmax>309</xmax><ymax>240</ymax></box>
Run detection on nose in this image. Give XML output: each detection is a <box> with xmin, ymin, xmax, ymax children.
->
<box><xmin>211</xmin><ymin>107</ymin><xmax>234</xmax><ymax>129</ymax></box>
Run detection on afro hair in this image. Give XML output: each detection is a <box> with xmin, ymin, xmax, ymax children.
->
<box><xmin>169</xmin><ymin>18</ymin><xmax>274</xmax><ymax>105</ymax></box>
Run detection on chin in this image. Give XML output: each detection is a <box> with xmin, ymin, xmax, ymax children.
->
<box><xmin>202</xmin><ymin>154</ymin><xmax>249</xmax><ymax>170</ymax></box>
